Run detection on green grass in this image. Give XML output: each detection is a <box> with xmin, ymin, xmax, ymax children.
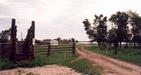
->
<box><xmin>0</xmin><ymin>54</ymin><xmax>100</xmax><ymax>75</ymax></box>
<box><xmin>66</xmin><ymin>59</ymin><xmax>100</xmax><ymax>75</ymax></box>
<box><xmin>0</xmin><ymin>58</ymin><xmax>18</xmax><ymax>70</ymax></box>
<box><xmin>84</xmin><ymin>45</ymin><xmax>141</xmax><ymax>66</ymax></box>
<box><xmin>0</xmin><ymin>45</ymin><xmax>101</xmax><ymax>75</ymax></box>
<box><xmin>22</xmin><ymin>53</ymin><xmax>100</xmax><ymax>75</ymax></box>
<box><xmin>26</xmin><ymin>72</ymin><xmax>34</xmax><ymax>75</ymax></box>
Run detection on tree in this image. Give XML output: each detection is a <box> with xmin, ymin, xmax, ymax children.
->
<box><xmin>83</xmin><ymin>14</ymin><xmax>107</xmax><ymax>48</ymax></box>
<box><xmin>43</xmin><ymin>39</ymin><xmax>51</xmax><ymax>41</ymax></box>
<box><xmin>124</xmin><ymin>33</ymin><xmax>132</xmax><ymax>48</ymax></box>
<box><xmin>94</xmin><ymin>15</ymin><xmax>107</xmax><ymax>47</ymax></box>
<box><xmin>109</xmin><ymin>11</ymin><xmax>129</xmax><ymax>47</ymax></box>
<box><xmin>35</xmin><ymin>39</ymin><xmax>41</xmax><ymax>43</ymax></box>
<box><xmin>107</xmin><ymin>28</ymin><xmax>117</xmax><ymax>45</ymax></box>
<box><xmin>128</xmin><ymin>11</ymin><xmax>141</xmax><ymax>47</ymax></box>
<box><xmin>108</xmin><ymin>28</ymin><xmax>118</xmax><ymax>54</ymax></box>
<box><xmin>61</xmin><ymin>39</ymin><xmax>70</xmax><ymax>44</ymax></box>
<box><xmin>82</xmin><ymin>19</ymin><xmax>96</xmax><ymax>40</ymax></box>
<box><xmin>55</xmin><ymin>37</ymin><xmax>61</xmax><ymax>44</ymax></box>
<box><xmin>56</xmin><ymin>37</ymin><xmax>61</xmax><ymax>42</ymax></box>
<box><xmin>0</xmin><ymin>28</ymin><xmax>11</xmax><ymax>43</ymax></box>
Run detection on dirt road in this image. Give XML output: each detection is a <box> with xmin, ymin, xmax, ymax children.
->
<box><xmin>77</xmin><ymin>48</ymin><xmax>141</xmax><ymax>75</ymax></box>
<box><xmin>0</xmin><ymin>65</ymin><xmax>81</xmax><ymax>75</ymax></box>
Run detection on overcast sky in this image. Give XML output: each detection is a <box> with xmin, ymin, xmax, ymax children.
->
<box><xmin>0</xmin><ymin>0</ymin><xmax>141</xmax><ymax>41</ymax></box>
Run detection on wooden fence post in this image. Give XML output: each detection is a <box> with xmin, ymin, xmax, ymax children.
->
<box><xmin>48</xmin><ymin>42</ymin><xmax>51</xmax><ymax>56</ymax></box>
<box><xmin>0</xmin><ymin>43</ymin><xmax>1</xmax><ymax>58</ymax></box>
<box><xmin>31</xmin><ymin>21</ymin><xmax>35</xmax><ymax>59</ymax></box>
<box><xmin>10</xmin><ymin>19</ymin><xmax>17</xmax><ymax>62</ymax></box>
<box><xmin>72</xmin><ymin>39</ymin><xmax>76</xmax><ymax>56</ymax></box>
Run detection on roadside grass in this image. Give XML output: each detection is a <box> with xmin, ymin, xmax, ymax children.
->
<box><xmin>84</xmin><ymin>45</ymin><xmax>141</xmax><ymax>66</ymax></box>
<box><xmin>0</xmin><ymin>45</ymin><xmax>101</xmax><ymax>75</ymax></box>
<box><xmin>0</xmin><ymin>58</ymin><xmax>16</xmax><ymax>70</ymax></box>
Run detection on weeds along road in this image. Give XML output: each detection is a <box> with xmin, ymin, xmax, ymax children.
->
<box><xmin>77</xmin><ymin>48</ymin><xmax>141</xmax><ymax>75</ymax></box>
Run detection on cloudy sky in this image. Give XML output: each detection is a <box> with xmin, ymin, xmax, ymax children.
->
<box><xmin>0</xmin><ymin>0</ymin><xmax>141</xmax><ymax>41</ymax></box>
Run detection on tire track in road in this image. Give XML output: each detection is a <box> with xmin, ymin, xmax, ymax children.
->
<box><xmin>77</xmin><ymin>48</ymin><xmax>141</xmax><ymax>75</ymax></box>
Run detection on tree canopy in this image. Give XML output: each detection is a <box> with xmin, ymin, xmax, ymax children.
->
<box><xmin>0</xmin><ymin>28</ymin><xmax>11</xmax><ymax>43</ymax></box>
<box><xmin>83</xmin><ymin>10</ymin><xmax>141</xmax><ymax>53</ymax></box>
<box><xmin>83</xmin><ymin>14</ymin><xmax>107</xmax><ymax>47</ymax></box>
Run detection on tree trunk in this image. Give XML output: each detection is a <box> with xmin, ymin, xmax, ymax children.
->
<box><xmin>134</xmin><ymin>41</ymin><xmax>136</xmax><ymax>48</ymax></box>
<box><xmin>119</xmin><ymin>42</ymin><xmax>122</xmax><ymax>48</ymax></box>
<box><xmin>98</xmin><ymin>42</ymin><xmax>101</xmax><ymax>49</ymax></box>
<box><xmin>129</xmin><ymin>41</ymin><xmax>132</xmax><ymax>48</ymax></box>
<box><xmin>114</xmin><ymin>42</ymin><xmax>117</xmax><ymax>55</ymax></box>
<box><xmin>115</xmin><ymin>46</ymin><xmax>117</xmax><ymax>55</ymax></box>
<box><xmin>106</xmin><ymin>42</ymin><xmax>109</xmax><ymax>54</ymax></box>
<box><xmin>125</xmin><ymin>42</ymin><xmax>128</xmax><ymax>48</ymax></box>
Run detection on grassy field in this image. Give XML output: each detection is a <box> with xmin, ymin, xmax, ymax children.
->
<box><xmin>0</xmin><ymin>44</ymin><xmax>101</xmax><ymax>75</ymax></box>
<box><xmin>83</xmin><ymin>44</ymin><xmax>141</xmax><ymax>66</ymax></box>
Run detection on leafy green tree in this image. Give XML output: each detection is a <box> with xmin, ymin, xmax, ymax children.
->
<box><xmin>83</xmin><ymin>14</ymin><xmax>107</xmax><ymax>48</ymax></box>
<box><xmin>128</xmin><ymin>11</ymin><xmax>141</xmax><ymax>47</ymax></box>
<box><xmin>109</xmin><ymin>11</ymin><xmax>129</xmax><ymax>47</ymax></box>
<box><xmin>43</xmin><ymin>39</ymin><xmax>51</xmax><ymax>41</ymax></box>
<box><xmin>124</xmin><ymin>33</ymin><xmax>132</xmax><ymax>48</ymax></box>
<box><xmin>0</xmin><ymin>29</ymin><xmax>11</xmax><ymax>43</ymax></box>
<box><xmin>94</xmin><ymin>15</ymin><xmax>107</xmax><ymax>47</ymax></box>
<box><xmin>61</xmin><ymin>39</ymin><xmax>70</xmax><ymax>44</ymax></box>
<box><xmin>108</xmin><ymin>28</ymin><xmax>118</xmax><ymax>54</ymax></box>
<box><xmin>55</xmin><ymin>37</ymin><xmax>61</xmax><ymax>44</ymax></box>
<box><xmin>107</xmin><ymin>28</ymin><xmax>117</xmax><ymax>44</ymax></box>
<box><xmin>82</xmin><ymin>19</ymin><xmax>96</xmax><ymax>40</ymax></box>
<box><xmin>35</xmin><ymin>39</ymin><xmax>41</xmax><ymax>43</ymax></box>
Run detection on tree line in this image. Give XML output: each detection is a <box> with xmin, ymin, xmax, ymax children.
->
<box><xmin>36</xmin><ymin>37</ymin><xmax>76</xmax><ymax>44</ymax></box>
<box><xmin>83</xmin><ymin>10</ymin><xmax>141</xmax><ymax>54</ymax></box>
<box><xmin>0</xmin><ymin>29</ymin><xmax>11</xmax><ymax>43</ymax></box>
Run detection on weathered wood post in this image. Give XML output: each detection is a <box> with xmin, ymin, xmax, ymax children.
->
<box><xmin>48</xmin><ymin>42</ymin><xmax>51</xmax><ymax>56</ymax></box>
<box><xmin>31</xmin><ymin>21</ymin><xmax>35</xmax><ymax>59</ymax></box>
<box><xmin>10</xmin><ymin>19</ymin><xmax>17</xmax><ymax>62</ymax></box>
<box><xmin>0</xmin><ymin>41</ymin><xmax>1</xmax><ymax>58</ymax></box>
<box><xmin>22</xmin><ymin>20</ymin><xmax>35</xmax><ymax>60</ymax></box>
<box><xmin>72</xmin><ymin>39</ymin><xmax>76</xmax><ymax>56</ymax></box>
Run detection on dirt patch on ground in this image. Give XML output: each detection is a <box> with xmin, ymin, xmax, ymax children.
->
<box><xmin>77</xmin><ymin>48</ymin><xmax>141</xmax><ymax>75</ymax></box>
<box><xmin>0</xmin><ymin>64</ymin><xmax>81</xmax><ymax>75</ymax></box>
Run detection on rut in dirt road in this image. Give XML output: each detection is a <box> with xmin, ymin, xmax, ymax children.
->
<box><xmin>77</xmin><ymin>48</ymin><xmax>141</xmax><ymax>75</ymax></box>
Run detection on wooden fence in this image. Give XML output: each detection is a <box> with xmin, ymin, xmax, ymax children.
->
<box><xmin>35</xmin><ymin>40</ymin><xmax>76</xmax><ymax>56</ymax></box>
<box><xmin>1</xmin><ymin>18</ymin><xmax>76</xmax><ymax>63</ymax></box>
<box><xmin>9</xmin><ymin>19</ymin><xmax>35</xmax><ymax>63</ymax></box>
<box><xmin>0</xmin><ymin>43</ymin><xmax>10</xmax><ymax>58</ymax></box>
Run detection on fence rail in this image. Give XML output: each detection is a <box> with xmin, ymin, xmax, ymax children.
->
<box><xmin>35</xmin><ymin>41</ymin><xmax>76</xmax><ymax>56</ymax></box>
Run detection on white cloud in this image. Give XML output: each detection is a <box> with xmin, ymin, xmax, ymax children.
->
<box><xmin>0</xmin><ymin>0</ymin><xmax>141</xmax><ymax>41</ymax></box>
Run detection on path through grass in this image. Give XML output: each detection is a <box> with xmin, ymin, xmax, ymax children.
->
<box><xmin>84</xmin><ymin>45</ymin><xmax>141</xmax><ymax>66</ymax></box>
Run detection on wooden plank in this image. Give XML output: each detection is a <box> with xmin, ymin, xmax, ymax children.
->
<box><xmin>51</xmin><ymin>47</ymin><xmax>72</xmax><ymax>49</ymax></box>
<box><xmin>35</xmin><ymin>50</ymin><xmax>48</xmax><ymax>53</ymax></box>
<box><xmin>51</xmin><ymin>51</ymin><xmax>72</xmax><ymax>54</ymax></box>
<box><xmin>51</xmin><ymin>49</ymin><xmax>71</xmax><ymax>51</ymax></box>
<box><xmin>38</xmin><ymin>53</ymin><xmax>48</xmax><ymax>55</ymax></box>
<box><xmin>35</xmin><ymin>48</ymin><xmax>48</xmax><ymax>50</ymax></box>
